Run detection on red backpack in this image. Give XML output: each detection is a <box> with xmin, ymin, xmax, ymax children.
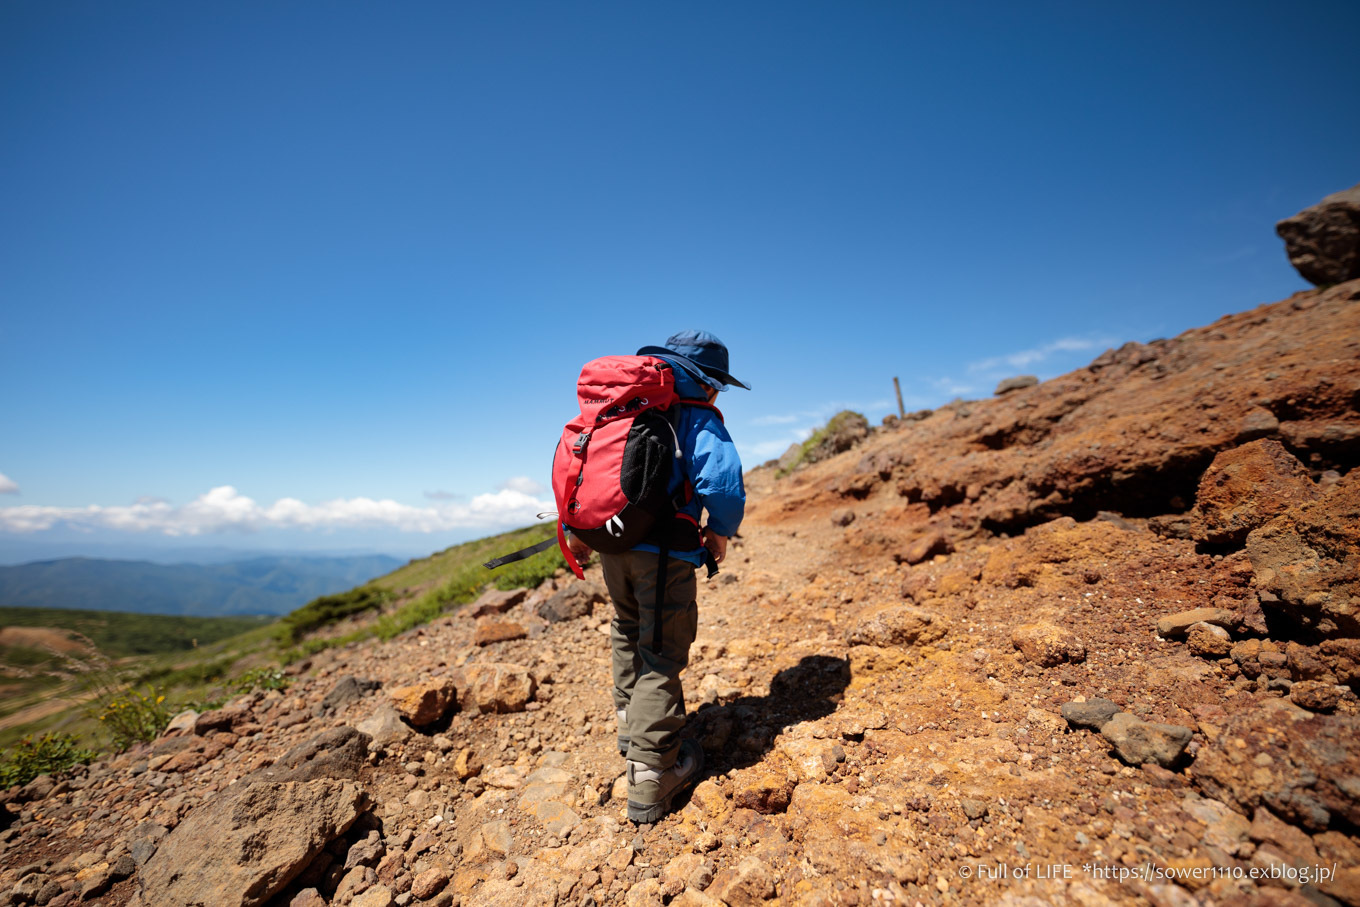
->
<box><xmin>483</xmin><ymin>355</ymin><xmax>719</xmax><ymax>580</ymax></box>
<box><xmin>552</xmin><ymin>355</ymin><xmax>696</xmax><ymax>578</ymax></box>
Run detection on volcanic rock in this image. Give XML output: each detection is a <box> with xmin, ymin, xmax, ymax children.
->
<box><xmin>846</xmin><ymin>605</ymin><xmax>948</xmax><ymax>648</ymax></box>
<box><xmin>195</xmin><ymin>704</ymin><xmax>252</xmax><ymax>735</ymax></box>
<box><xmin>1099</xmin><ymin>713</ymin><xmax>1193</xmax><ymax>768</ymax></box>
<box><xmin>411</xmin><ymin>867</ymin><xmax>450</xmax><ymax>899</ymax></box>
<box><xmin>994</xmin><ymin>375</ymin><xmax>1038</xmax><ymax>395</ymax></box>
<box><xmin>322</xmin><ymin>676</ymin><xmax>381</xmax><ymax>713</ymax></box>
<box><xmin>731</xmin><ymin>773</ymin><xmax>795</xmax><ymax>814</ymax></box>
<box><xmin>1191</xmin><ymin>697</ymin><xmax>1360</xmax><ymax>831</ymax></box>
<box><xmin>258</xmin><ymin>726</ymin><xmax>371</xmax><ymax>783</ymax></box>
<box><xmin>707</xmin><ymin>856</ymin><xmax>776</xmax><ymax>905</ymax></box>
<box><xmin>829</xmin><ymin>508</ymin><xmax>855</xmax><ymax>527</ymax></box>
<box><xmin>1011</xmin><ymin>622</ymin><xmax>1085</xmax><ymax>666</ymax></box>
<box><xmin>537</xmin><ymin>581</ymin><xmax>606</xmax><ymax>623</ymax></box>
<box><xmin>1186</xmin><ymin>621</ymin><xmax>1233</xmax><ymax>658</ymax></box>
<box><xmin>390</xmin><ymin>678</ymin><xmax>458</xmax><ymax>726</ymax></box>
<box><xmin>1060</xmin><ymin>698</ymin><xmax>1121</xmax><ymax>731</ymax></box>
<box><xmin>897</xmin><ymin>531</ymin><xmax>952</xmax><ymax>565</ymax></box>
<box><xmin>1246</xmin><ymin>469</ymin><xmax>1360</xmax><ymax>638</ymax></box>
<box><xmin>162</xmin><ymin>709</ymin><xmax>199</xmax><ymax>737</ymax></box>
<box><xmin>460</xmin><ymin>663</ymin><xmax>536</xmax><ymax>713</ymax></box>
<box><xmin>1289</xmin><ymin>680</ymin><xmax>1342</xmax><ymax>713</ymax></box>
<box><xmin>355</xmin><ymin>704</ymin><xmax>413</xmax><ymax>746</ymax></box>
<box><xmin>1276</xmin><ymin>183</ymin><xmax>1360</xmax><ymax>285</ymax></box>
<box><xmin>138</xmin><ymin>780</ymin><xmax>369</xmax><ymax>907</ymax></box>
<box><xmin>1191</xmin><ymin>439</ymin><xmax>1319</xmax><ymax>544</ymax></box>
<box><xmin>468</xmin><ymin>586</ymin><xmax>529</xmax><ymax>619</ymax></box>
<box><xmin>474</xmin><ymin>620</ymin><xmax>528</xmax><ymax>646</ymax></box>
<box><xmin>1155</xmin><ymin>608</ymin><xmax>1235</xmax><ymax>638</ymax></box>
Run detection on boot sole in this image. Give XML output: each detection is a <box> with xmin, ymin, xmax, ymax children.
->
<box><xmin>626</xmin><ymin>743</ymin><xmax>703</xmax><ymax>824</ymax></box>
<box><xmin>626</xmin><ymin>798</ymin><xmax>671</xmax><ymax>824</ymax></box>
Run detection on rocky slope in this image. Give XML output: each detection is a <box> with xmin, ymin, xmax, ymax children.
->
<box><xmin>1</xmin><ymin>279</ymin><xmax>1357</xmax><ymax>907</ymax></box>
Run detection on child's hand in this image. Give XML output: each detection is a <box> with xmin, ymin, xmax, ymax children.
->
<box><xmin>567</xmin><ymin>533</ymin><xmax>592</xmax><ymax>561</ymax></box>
<box><xmin>702</xmin><ymin>528</ymin><xmax>728</xmax><ymax>564</ymax></box>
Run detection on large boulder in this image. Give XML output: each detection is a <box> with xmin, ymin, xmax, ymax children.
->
<box><xmin>1191</xmin><ymin>439</ymin><xmax>1319</xmax><ymax>544</ymax></box>
<box><xmin>138</xmin><ymin>779</ymin><xmax>370</xmax><ymax>907</ymax></box>
<box><xmin>1246</xmin><ymin>470</ymin><xmax>1360</xmax><ymax>638</ymax></box>
<box><xmin>253</xmin><ymin>727</ymin><xmax>370</xmax><ymax>783</ymax></box>
<box><xmin>1190</xmin><ymin>697</ymin><xmax>1360</xmax><ymax>831</ymax></box>
<box><xmin>1276</xmin><ymin>183</ymin><xmax>1360</xmax><ymax>286</ymax></box>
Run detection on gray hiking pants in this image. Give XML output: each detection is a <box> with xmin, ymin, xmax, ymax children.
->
<box><xmin>600</xmin><ymin>549</ymin><xmax>699</xmax><ymax>771</ymax></box>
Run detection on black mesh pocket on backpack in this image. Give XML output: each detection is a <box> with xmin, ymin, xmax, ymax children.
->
<box><xmin>620</xmin><ymin>411</ymin><xmax>675</xmax><ymax>518</ymax></box>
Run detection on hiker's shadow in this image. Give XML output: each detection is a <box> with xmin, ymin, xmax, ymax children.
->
<box><xmin>685</xmin><ymin>654</ymin><xmax>850</xmax><ymax>776</ymax></box>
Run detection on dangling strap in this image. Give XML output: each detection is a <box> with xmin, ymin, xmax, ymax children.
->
<box><xmin>482</xmin><ymin>537</ymin><xmax>557</xmax><ymax>570</ymax></box>
<box><xmin>559</xmin><ymin>522</ymin><xmax>585</xmax><ymax>579</ymax></box>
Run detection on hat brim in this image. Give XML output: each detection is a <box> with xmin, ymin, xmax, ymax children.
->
<box><xmin>637</xmin><ymin>346</ymin><xmax>751</xmax><ymax>391</ymax></box>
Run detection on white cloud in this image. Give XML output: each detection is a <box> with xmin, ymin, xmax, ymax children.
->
<box><xmin>497</xmin><ymin>476</ymin><xmax>546</xmax><ymax>495</ymax></box>
<box><xmin>741</xmin><ymin>431</ymin><xmax>815</xmax><ymax>462</ymax></box>
<box><xmin>751</xmin><ymin>400</ymin><xmax>895</xmax><ymax>429</ymax></box>
<box><xmin>928</xmin><ymin>378</ymin><xmax>979</xmax><ymax>398</ymax></box>
<box><xmin>0</xmin><ymin>485</ymin><xmax>554</xmax><ymax>536</ymax></box>
<box><xmin>966</xmin><ymin>336</ymin><xmax>1116</xmax><ymax>374</ymax></box>
<box><xmin>0</xmin><ymin>473</ymin><xmax>17</xmax><ymax>494</ymax></box>
<box><xmin>740</xmin><ymin>399</ymin><xmax>895</xmax><ymax>465</ymax></box>
<box><xmin>750</xmin><ymin>413</ymin><xmax>804</xmax><ymax>426</ymax></box>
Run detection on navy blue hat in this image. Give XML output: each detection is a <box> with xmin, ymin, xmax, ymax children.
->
<box><xmin>638</xmin><ymin>330</ymin><xmax>751</xmax><ymax>391</ymax></box>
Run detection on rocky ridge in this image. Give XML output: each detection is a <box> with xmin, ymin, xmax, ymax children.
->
<box><xmin>0</xmin><ymin>279</ymin><xmax>1358</xmax><ymax>906</ymax></box>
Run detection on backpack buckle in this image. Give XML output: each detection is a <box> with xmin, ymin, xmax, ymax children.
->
<box><xmin>572</xmin><ymin>431</ymin><xmax>591</xmax><ymax>454</ymax></box>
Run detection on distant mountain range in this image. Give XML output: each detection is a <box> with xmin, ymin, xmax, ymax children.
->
<box><xmin>0</xmin><ymin>555</ymin><xmax>404</xmax><ymax>616</ymax></box>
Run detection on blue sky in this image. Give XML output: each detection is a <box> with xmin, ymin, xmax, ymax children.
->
<box><xmin>2</xmin><ymin>1</ymin><xmax>1356</xmax><ymax>561</ymax></box>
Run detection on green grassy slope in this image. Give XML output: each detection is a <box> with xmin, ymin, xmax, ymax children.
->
<box><xmin>0</xmin><ymin>522</ymin><xmax>566</xmax><ymax>753</ymax></box>
<box><xmin>279</xmin><ymin>521</ymin><xmax>566</xmax><ymax>659</ymax></box>
<box><xmin>0</xmin><ymin>607</ymin><xmax>273</xmax><ymax>658</ymax></box>
<box><xmin>373</xmin><ymin>521</ymin><xmax>564</xmax><ymax>594</ymax></box>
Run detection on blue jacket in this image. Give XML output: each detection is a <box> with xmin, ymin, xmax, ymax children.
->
<box><xmin>634</xmin><ymin>359</ymin><xmax>745</xmax><ymax>566</ymax></box>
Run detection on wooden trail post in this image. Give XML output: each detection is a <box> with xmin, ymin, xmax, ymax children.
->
<box><xmin>893</xmin><ymin>377</ymin><xmax>905</xmax><ymax>419</ymax></box>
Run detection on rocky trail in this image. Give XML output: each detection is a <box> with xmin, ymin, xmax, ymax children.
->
<box><xmin>2</xmin><ymin>269</ymin><xmax>1358</xmax><ymax>906</ymax></box>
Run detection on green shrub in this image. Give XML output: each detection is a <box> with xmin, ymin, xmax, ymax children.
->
<box><xmin>85</xmin><ymin>675</ymin><xmax>174</xmax><ymax>751</ymax></box>
<box><xmin>276</xmin><ymin>523</ymin><xmax>566</xmax><ymax>652</ymax></box>
<box><xmin>234</xmin><ymin>666</ymin><xmax>289</xmax><ymax>693</ymax></box>
<box><xmin>776</xmin><ymin>410</ymin><xmax>870</xmax><ymax>477</ymax></box>
<box><xmin>278</xmin><ymin>586</ymin><xmax>393</xmax><ymax>643</ymax></box>
<box><xmin>0</xmin><ymin>732</ymin><xmax>96</xmax><ymax>788</ymax></box>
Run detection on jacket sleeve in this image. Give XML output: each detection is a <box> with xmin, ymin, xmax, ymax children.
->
<box><xmin>685</xmin><ymin>409</ymin><xmax>745</xmax><ymax>537</ymax></box>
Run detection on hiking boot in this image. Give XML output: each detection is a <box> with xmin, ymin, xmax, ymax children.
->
<box><xmin>616</xmin><ymin>708</ymin><xmax>628</xmax><ymax>757</ymax></box>
<box><xmin>626</xmin><ymin>739</ymin><xmax>704</xmax><ymax>824</ymax></box>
